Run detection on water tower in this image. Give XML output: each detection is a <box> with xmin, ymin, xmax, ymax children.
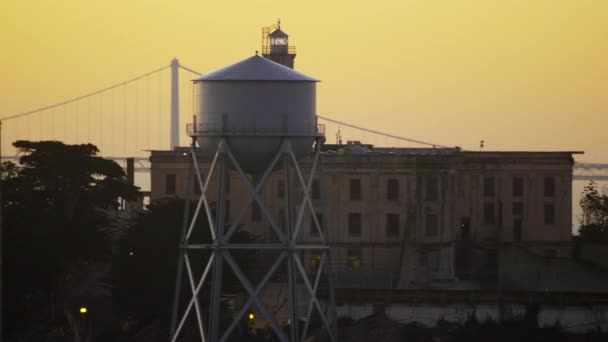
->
<box><xmin>169</xmin><ymin>32</ymin><xmax>336</xmax><ymax>342</ymax></box>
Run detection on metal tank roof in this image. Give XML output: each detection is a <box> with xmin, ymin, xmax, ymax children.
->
<box><xmin>193</xmin><ymin>55</ymin><xmax>319</xmax><ymax>82</ymax></box>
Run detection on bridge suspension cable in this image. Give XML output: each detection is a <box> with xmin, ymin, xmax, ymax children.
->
<box><xmin>316</xmin><ymin>115</ymin><xmax>457</xmax><ymax>149</ymax></box>
<box><xmin>1</xmin><ymin>65</ymin><xmax>170</xmax><ymax>122</ymax></box>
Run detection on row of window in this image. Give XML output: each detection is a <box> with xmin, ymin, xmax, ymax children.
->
<box><xmin>484</xmin><ymin>176</ymin><xmax>556</xmax><ymax>198</ymax></box>
<box><xmin>168</xmin><ymin>174</ymin><xmax>558</xmax><ymax>202</ymax></box>
<box><xmin>482</xmin><ymin>202</ymin><xmax>555</xmax><ymax>226</ymax></box>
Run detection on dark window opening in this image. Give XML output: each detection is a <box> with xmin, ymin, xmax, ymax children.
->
<box><xmin>484</xmin><ymin>203</ymin><xmax>495</xmax><ymax>225</ymax></box>
<box><xmin>278</xmin><ymin>209</ymin><xmax>286</xmax><ymax>230</ymax></box>
<box><xmin>544</xmin><ymin>203</ymin><xmax>555</xmax><ymax>225</ymax></box>
<box><xmin>312</xmin><ymin>179</ymin><xmax>320</xmax><ymax>199</ymax></box>
<box><xmin>387</xmin><ymin>179</ymin><xmax>399</xmax><ymax>201</ymax></box>
<box><xmin>386</xmin><ymin>213</ymin><xmax>400</xmax><ymax>237</ymax></box>
<box><xmin>165</xmin><ymin>174</ymin><xmax>176</xmax><ymax>195</ymax></box>
<box><xmin>513</xmin><ymin>177</ymin><xmax>524</xmax><ymax>197</ymax></box>
<box><xmin>460</xmin><ymin>217</ymin><xmax>471</xmax><ymax>239</ymax></box>
<box><xmin>310</xmin><ymin>253</ymin><xmax>321</xmax><ymax>270</ymax></box>
<box><xmin>277</xmin><ymin>180</ymin><xmax>285</xmax><ymax>198</ymax></box>
<box><xmin>544</xmin><ymin>177</ymin><xmax>555</xmax><ymax>197</ymax></box>
<box><xmin>425</xmin><ymin>175</ymin><xmax>438</xmax><ymax>201</ymax></box>
<box><xmin>427</xmin><ymin>250</ymin><xmax>440</xmax><ymax>272</ymax></box>
<box><xmin>425</xmin><ymin>214</ymin><xmax>438</xmax><ymax>236</ymax></box>
<box><xmin>513</xmin><ymin>219</ymin><xmax>522</xmax><ymax>241</ymax></box>
<box><xmin>348</xmin><ymin>212</ymin><xmax>362</xmax><ymax>236</ymax></box>
<box><xmin>251</xmin><ymin>201</ymin><xmax>261</xmax><ymax>221</ymax></box>
<box><xmin>512</xmin><ymin>202</ymin><xmax>523</xmax><ymax>216</ymax></box>
<box><xmin>347</xmin><ymin>249</ymin><xmax>362</xmax><ymax>269</ymax></box>
<box><xmin>498</xmin><ymin>201</ymin><xmax>503</xmax><ymax>228</ymax></box>
<box><xmin>349</xmin><ymin>178</ymin><xmax>361</xmax><ymax>200</ymax></box>
<box><xmin>483</xmin><ymin>177</ymin><xmax>495</xmax><ymax>197</ymax></box>
<box><xmin>310</xmin><ymin>213</ymin><xmax>323</xmax><ymax>236</ymax></box>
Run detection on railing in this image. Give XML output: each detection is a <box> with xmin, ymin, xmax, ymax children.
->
<box><xmin>261</xmin><ymin>46</ymin><xmax>296</xmax><ymax>55</ymax></box>
<box><xmin>186</xmin><ymin>122</ymin><xmax>326</xmax><ymax>137</ymax></box>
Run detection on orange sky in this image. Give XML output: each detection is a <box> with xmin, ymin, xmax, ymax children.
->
<box><xmin>1</xmin><ymin>0</ymin><xmax>607</xmax><ymax>162</ymax></box>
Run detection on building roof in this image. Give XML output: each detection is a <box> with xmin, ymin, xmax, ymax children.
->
<box><xmin>192</xmin><ymin>55</ymin><xmax>319</xmax><ymax>82</ymax></box>
<box><xmin>269</xmin><ymin>28</ymin><xmax>289</xmax><ymax>38</ymax></box>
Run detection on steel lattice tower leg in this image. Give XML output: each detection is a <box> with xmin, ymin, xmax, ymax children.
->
<box><xmin>169</xmin><ymin>137</ymin><xmax>337</xmax><ymax>342</ymax></box>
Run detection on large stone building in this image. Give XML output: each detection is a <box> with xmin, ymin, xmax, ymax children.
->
<box><xmin>149</xmin><ymin>141</ymin><xmax>581</xmax><ymax>290</ymax></box>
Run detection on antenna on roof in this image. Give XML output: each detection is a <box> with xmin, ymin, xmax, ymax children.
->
<box><xmin>277</xmin><ymin>18</ymin><xmax>281</xmax><ymax>28</ymax></box>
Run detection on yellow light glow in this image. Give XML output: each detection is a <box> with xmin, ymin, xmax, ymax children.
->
<box><xmin>79</xmin><ymin>307</ymin><xmax>88</xmax><ymax>314</ymax></box>
<box><xmin>129</xmin><ymin>251</ymin><xmax>134</xmax><ymax>256</ymax></box>
<box><xmin>248</xmin><ymin>313</ymin><xmax>254</xmax><ymax>320</ymax></box>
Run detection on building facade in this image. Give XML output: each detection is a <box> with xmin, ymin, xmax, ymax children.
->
<box><xmin>149</xmin><ymin>142</ymin><xmax>579</xmax><ymax>290</ymax></box>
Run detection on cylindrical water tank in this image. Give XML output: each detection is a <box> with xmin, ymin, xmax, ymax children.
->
<box><xmin>192</xmin><ymin>55</ymin><xmax>320</xmax><ymax>173</ymax></box>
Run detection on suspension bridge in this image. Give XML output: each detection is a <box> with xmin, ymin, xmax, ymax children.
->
<box><xmin>1</xmin><ymin>59</ymin><xmax>607</xmax><ymax>182</ymax></box>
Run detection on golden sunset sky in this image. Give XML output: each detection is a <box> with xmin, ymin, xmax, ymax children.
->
<box><xmin>1</xmin><ymin>0</ymin><xmax>607</xmax><ymax>162</ymax></box>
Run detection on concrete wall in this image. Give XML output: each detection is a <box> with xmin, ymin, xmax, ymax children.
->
<box><xmin>498</xmin><ymin>245</ymin><xmax>608</xmax><ymax>292</ymax></box>
<box><xmin>337</xmin><ymin>302</ymin><xmax>608</xmax><ymax>333</ymax></box>
<box><xmin>149</xmin><ymin>147</ymin><xmax>577</xmax><ymax>290</ymax></box>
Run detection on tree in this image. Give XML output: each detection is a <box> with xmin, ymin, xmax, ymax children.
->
<box><xmin>2</xmin><ymin>140</ymin><xmax>139</xmax><ymax>340</ymax></box>
<box><xmin>578</xmin><ymin>180</ymin><xmax>608</xmax><ymax>242</ymax></box>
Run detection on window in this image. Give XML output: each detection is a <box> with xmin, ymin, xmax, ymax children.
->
<box><xmin>386</xmin><ymin>213</ymin><xmax>400</xmax><ymax>237</ymax></box>
<box><xmin>347</xmin><ymin>249</ymin><xmax>362</xmax><ymax>269</ymax></box>
<box><xmin>312</xmin><ymin>179</ymin><xmax>320</xmax><ymax>199</ymax></box>
<box><xmin>460</xmin><ymin>217</ymin><xmax>470</xmax><ymax>239</ymax></box>
<box><xmin>513</xmin><ymin>219</ymin><xmax>522</xmax><ymax>241</ymax></box>
<box><xmin>387</xmin><ymin>179</ymin><xmax>399</xmax><ymax>201</ymax></box>
<box><xmin>251</xmin><ymin>201</ymin><xmax>261</xmax><ymax>221</ymax></box>
<box><xmin>544</xmin><ymin>177</ymin><xmax>555</xmax><ymax>197</ymax></box>
<box><xmin>484</xmin><ymin>203</ymin><xmax>495</xmax><ymax>224</ymax></box>
<box><xmin>512</xmin><ymin>202</ymin><xmax>523</xmax><ymax>216</ymax></box>
<box><xmin>224</xmin><ymin>200</ymin><xmax>230</xmax><ymax>222</ymax></box>
<box><xmin>349</xmin><ymin>179</ymin><xmax>361</xmax><ymax>200</ymax></box>
<box><xmin>165</xmin><ymin>174</ymin><xmax>176</xmax><ymax>195</ymax></box>
<box><xmin>348</xmin><ymin>212</ymin><xmax>362</xmax><ymax>236</ymax></box>
<box><xmin>512</xmin><ymin>177</ymin><xmax>523</xmax><ymax>197</ymax></box>
<box><xmin>427</xmin><ymin>250</ymin><xmax>440</xmax><ymax>272</ymax></box>
<box><xmin>310</xmin><ymin>213</ymin><xmax>323</xmax><ymax>236</ymax></box>
<box><xmin>310</xmin><ymin>253</ymin><xmax>321</xmax><ymax>270</ymax></box>
<box><xmin>425</xmin><ymin>175</ymin><xmax>438</xmax><ymax>201</ymax></box>
<box><xmin>277</xmin><ymin>180</ymin><xmax>285</xmax><ymax>198</ymax></box>
<box><xmin>425</xmin><ymin>214</ymin><xmax>438</xmax><ymax>236</ymax></box>
<box><xmin>278</xmin><ymin>209</ymin><xmax>286</xmax><ymax>230</ymax></box>
<box><xmin>544</xmin><ymin>203</ymin><xmax>555</xmax><ymax>225</ymax></box>
<box><xmin>483</xmin><ymin>177</ymin><xmax>495</xmax><ymax>197</ymax></box>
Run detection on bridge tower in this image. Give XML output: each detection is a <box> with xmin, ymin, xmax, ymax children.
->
<box><xmin>170</xmin><ymin>58</ymin><xmax>180</xmax><ymax>150</ymax></box>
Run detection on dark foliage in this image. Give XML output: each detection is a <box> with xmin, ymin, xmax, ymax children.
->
<box><xmin>578</xmin><ymin>181</ymin><xmax>608</xmax><ymax>242</ymax></box>
<box><xmin>2</xmin><ymin>140</ymin><xmax>139</xmax><ymax>340</ymax></box>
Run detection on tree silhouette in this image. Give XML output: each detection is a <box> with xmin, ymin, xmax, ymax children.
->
<box><xmin>578</xmin><ymin>181</ymin><xmax>608</xmax><ymax>242</ymax></box>
<box><xmin>2</xmin><ymin>140</ymin><xmax>139</xmax><ymax>340</ymax></box>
